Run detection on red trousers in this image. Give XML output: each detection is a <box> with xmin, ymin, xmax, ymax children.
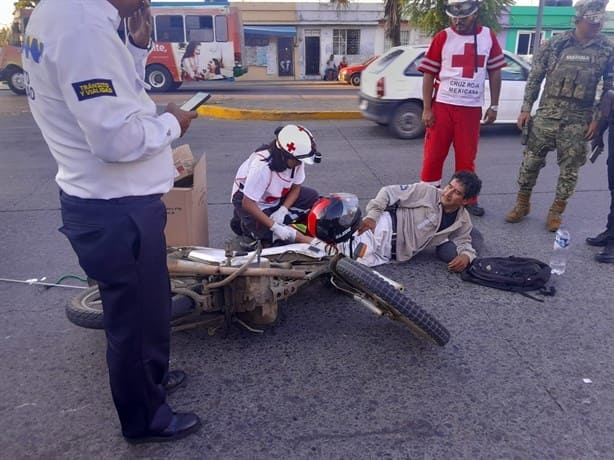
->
<box><xmin>421</xmin><ymin>102</ymin><xmax>482</xmax><ymax>202</ymax></box>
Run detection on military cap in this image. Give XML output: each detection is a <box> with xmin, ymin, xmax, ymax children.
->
<box><xmin>575</xmin><ymin>0</ymin><xmax>608</xmax><ymax>24</ymax></box>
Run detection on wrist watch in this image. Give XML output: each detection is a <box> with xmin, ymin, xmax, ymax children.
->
<box><xmin>489</xmin><ymin>105</ymin><xmax>499</xmax><ymax>112</ymax></box>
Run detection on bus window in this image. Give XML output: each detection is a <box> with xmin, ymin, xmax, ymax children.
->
<box><xmin>186</xmin><ymin>15</ymin><xmax>214</xmax><ymax>42</ymax></box>
<box><xmin>215</xmin><ymin>16</ymin><xmax>228</xmax><ymax>42</ymax></box>
<box><xmin>155</xmin><ymin>15</ymin><xmax>184</xmax><ymax>42</ymax></box>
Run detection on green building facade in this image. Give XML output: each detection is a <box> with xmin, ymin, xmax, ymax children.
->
<box><xmin>503</xmin><ymin>6</ymin><xmax>614</xmax><ymax>57</ymax></box>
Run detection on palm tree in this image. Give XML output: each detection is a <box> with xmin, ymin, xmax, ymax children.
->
<box><xmin>385</xmin><ymin>0</ymin><xmax>402</xmax><ymax>46</ymax></box>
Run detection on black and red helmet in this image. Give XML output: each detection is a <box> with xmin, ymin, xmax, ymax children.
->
<box><xmin>307</xmin><ymin>193</ymin><xmax>362</xmax><ymax>243</ymax></box>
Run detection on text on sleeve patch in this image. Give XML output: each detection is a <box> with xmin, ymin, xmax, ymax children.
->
<box><xmin>72</xmin><ymin>79</ymin><xmax>117</xmax><ymax>101</ymax></box>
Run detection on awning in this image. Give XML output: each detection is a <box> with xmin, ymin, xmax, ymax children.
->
<box><xmin>244</xmin><ymin>26</ymin><xmax>297</xmax><ymax>37</ymax></box>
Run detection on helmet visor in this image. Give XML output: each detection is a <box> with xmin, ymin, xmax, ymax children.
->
<box><xmin>445</xmin><ymin>2</ymin><xmax>478</xmax><ymax>18</ymax></box>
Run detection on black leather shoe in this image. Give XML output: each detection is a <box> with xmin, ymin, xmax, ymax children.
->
<box><xmin>466</xmin><ymin>203</ymin><xmax>485</xmax><ymax>217</ymax></box>
<box><xmin>595</xmin><ymin>250</ymin><xmax>614</xmax><ymax>263</ymax></box>
<box><xmin>125</xmin><ymin>412</ymin><xmax>201</xmax><ymax>444</ymax></box>
<box><xmin>164</xmin><ymin>370</ymin><xmax>187</xmax><ymax>395</ymax></box>
<box><xmin>586</xmin><ymin>230</ymin><xmax>610</xmax><ymax>247</ymax></box>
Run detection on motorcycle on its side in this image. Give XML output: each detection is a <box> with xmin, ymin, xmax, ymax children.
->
<box><xmin>66</xmin><ymin>194</ymin><xmax>451</xmax><ymax>346</ymax></box>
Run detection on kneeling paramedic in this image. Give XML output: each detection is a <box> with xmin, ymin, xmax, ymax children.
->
<box><xmin>231</xmin><ymin>124</ymin><xmax>322</xmax><ymax>245</ymax></box>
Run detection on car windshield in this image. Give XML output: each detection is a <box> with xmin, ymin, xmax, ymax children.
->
<box><xmin>369</xmin><ymin>49</ymin><xmax>405</xmax><ymax>73</ymax></box>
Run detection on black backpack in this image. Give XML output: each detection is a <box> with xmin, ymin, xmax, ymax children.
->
<box><xmin>461</xmin><ymin>256</ymin><xmax>554</xmax><ymax>301</ymax></box>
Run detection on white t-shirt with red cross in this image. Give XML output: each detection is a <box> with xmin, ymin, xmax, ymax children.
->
<box><xmin>232</xmin><ymin>149</ymin><xmax>306</xmax><ymax>210</ymax></box>
<box><xmin>418</xmin><ymin>25</ymin><xmax>506</xmax><ymax>107</ymax></box>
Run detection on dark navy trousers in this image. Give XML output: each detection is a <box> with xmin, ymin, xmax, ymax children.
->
<box><xmin>607</xmin><ymin>127</ymin><xmax>614</xmax><ymax>239</ymax></box>
<box><xmin>59</xmin><ymin>191</ymin><xmax>173</xmax><ymax>437</ymax></box>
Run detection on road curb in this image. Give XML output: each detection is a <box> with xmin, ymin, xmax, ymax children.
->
<box><xmin>198</xmin><ymin>105</ymin><xmax>362</xmax><ymax>120</ymax></box>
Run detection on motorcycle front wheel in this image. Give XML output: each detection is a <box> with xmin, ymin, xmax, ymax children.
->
<box><xmin>66</xmin><ymin>286</ymin><xmax>195</xmax><ymax>330</ymax></box>
<box><xmin>333</xmin><ymin>257</ymin><xmax>450</xmax><ymax>346</ymax></box>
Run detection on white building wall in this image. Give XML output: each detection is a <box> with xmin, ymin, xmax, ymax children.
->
<box><xmin>295</xmin><ymin>2</ymin><xmax>384</xmax><ymax>79</ymax></box>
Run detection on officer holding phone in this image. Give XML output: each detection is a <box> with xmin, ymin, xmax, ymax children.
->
<box><xmin>23</xmin><ymin>0</ymin><xmax>200</xmax><ymax>443</ymax></box>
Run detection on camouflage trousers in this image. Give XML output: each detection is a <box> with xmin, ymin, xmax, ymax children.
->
<box><xmin>516</xmin><ymin>115</ymin><xmax>589</xmax><ymax>200</ymax></box>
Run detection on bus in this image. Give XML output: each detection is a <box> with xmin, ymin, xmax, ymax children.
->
<box><xmin>124</xmin><ymin>0</ymin><xmax>248</xmax><ymax>92</ymax></box>
<box><xmin>1</xmin><ymin>1</ymin><xmax>248</xmax><ymax>95</ymax></box>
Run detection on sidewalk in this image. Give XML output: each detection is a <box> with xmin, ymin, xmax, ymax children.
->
<box><xmin>157</xmin><ymin>80</ymin><xmax>363</xmax><ymax>120</ymax></box>
<box><xmin>0</xmin><ymin>81</ymin><xmax>363</xmax><ymax>119</ymax></box>
<box><xmin>198</xmin><ymin>95</ymin><xmax>362</xmax><ymax>120</ymax></box>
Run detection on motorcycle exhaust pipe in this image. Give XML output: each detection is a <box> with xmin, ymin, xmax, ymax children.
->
<box><xmin>353</xmin><ymin>294</ymin><xmax>383</xmax><ymax>316</ymax></box>
<box><xmin>167</xmin><ymin>257</ymin><xmax>308</xmax><ymax>279</ymax></box>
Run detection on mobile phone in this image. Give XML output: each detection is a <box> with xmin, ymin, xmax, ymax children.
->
<box><xmin>180</xmin><ymin>92</ymin><xmax>211</xmax><ymax>111</ymax></box>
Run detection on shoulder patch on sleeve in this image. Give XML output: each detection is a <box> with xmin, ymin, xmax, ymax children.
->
<box><xmin>71</xmin><ymin>79</ymin><xmax>117</xmax><ymax>101</ymax></box>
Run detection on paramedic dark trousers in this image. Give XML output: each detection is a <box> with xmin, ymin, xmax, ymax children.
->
<box><xmin>231</xmin><ymin>186</ymin><xmax>319</xmax><ymax>240</ymax></box>
<box><xmin>59</xmin><ymin>191</ymin><xmax>173</xmax><ymax>437</ymax></box>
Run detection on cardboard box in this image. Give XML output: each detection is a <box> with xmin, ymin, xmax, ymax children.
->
<box><xmin>162</xmin><ymin>146</ymin><xmax>209</xmax><ymax>247</ymax></box>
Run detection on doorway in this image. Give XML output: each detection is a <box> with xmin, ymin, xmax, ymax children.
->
<box><xmin>305</xmin><ymin>36</ymin><xmax>321</xmax><ymax>76</ymax></box>
<box><xmin>277</xmin><ymin>37</ymin><xmax>294</xmax><ymax>76</ymax></box>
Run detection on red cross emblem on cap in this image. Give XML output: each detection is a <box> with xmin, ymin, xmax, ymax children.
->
<box><xmin>286</xmin><ymin>142</ymin><xmax>296</xmax><ymax>152</ymax></box>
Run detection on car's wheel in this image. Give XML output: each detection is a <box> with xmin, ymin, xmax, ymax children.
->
<box><xmin>145</xmin><ymin>64</ymin><xmax>173</xmax><ymax>92</ymax></box>
<box><xmin>350</xmin><ymin>73</ymin><xmax>361</xmax><ymax>86</ymax></box>
<box><xmin>6</xmin><ymin>67</ymin><xmax>26</xmax><ymax>95</ymax></box>
<box><xmin>389</xmin><ymin>102</ymin><xmax>424</xmax><ymax>139</ymax></box>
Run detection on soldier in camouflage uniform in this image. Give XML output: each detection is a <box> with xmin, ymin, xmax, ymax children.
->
<box><xmin>505</xmin><ymin>0</ymin><xmax>614</xmax><ymax>232</ymax></box>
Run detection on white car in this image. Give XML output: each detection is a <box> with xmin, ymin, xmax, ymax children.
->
<box><xmin>359</xmin><ymin>45</ymin><xmax>533</xmax><ymax>139</ymax></box>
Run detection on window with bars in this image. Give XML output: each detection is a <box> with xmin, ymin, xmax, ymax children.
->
<box><xmin>384</xmin><ymin>30</ymin><xmax>410</xmax><ymax>51</ymax></box>
<box><xmin>333</xmin><ymin>29</ymin><xmax>360</xmax><ymax>55</ymax></box>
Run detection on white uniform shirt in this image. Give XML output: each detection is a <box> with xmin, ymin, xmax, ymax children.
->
<box><xmin>22</xmin><ymin>0</ymin><xmax>181</xmax><ymax>199</ymax></box>
<box><xmin>232</xmin><ymin>150</ymin><xmax>305</xmax><ymax>210</ymax></box>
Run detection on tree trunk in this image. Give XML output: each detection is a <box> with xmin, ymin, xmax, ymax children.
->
<box><xmin>385</xmin><ymin>0</ymin><xmax>402</xmax><ymax>47</ymax></box>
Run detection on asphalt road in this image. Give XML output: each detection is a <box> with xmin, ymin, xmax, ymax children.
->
<box><xmin>1</xmin><ymin>88</ymin><xmax>614</xmax><ymax>459</ymax></box>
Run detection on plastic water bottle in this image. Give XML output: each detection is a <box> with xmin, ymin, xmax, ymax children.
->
<box><xmin>549</xmin><ymin>226</ymin><xmax>570</xmax><ymax>275</ymax></box>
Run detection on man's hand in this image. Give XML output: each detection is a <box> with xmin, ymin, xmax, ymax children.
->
<box><xmin>358</xmin><ymin>217</ymin><xmax>376</xmax><ymax>235</ymax></box>
<box><xmin>448</xmin><ymin>254</ymin><xmax>470</xmax><ymax>273</ymax></box>
<box><xmin>584</xmin><ymin>120</ymin><xmax>598</xmax><ymax>140</ymax></box>
<box><xmin>592</xmin><ymin>135</ymin><xmax>605</xmax><ymax>152</ymax></box>
<box><xmin>127</xmin><ymin>0</ymin><xmax>152</xmax><ymax>48</ymax></box>
<box><xmin>165</xmin><ymin>102</ymin><xmax>198</xmax><ymax>137</ymax></box>
<box><xmin>517</xmin><ymin>111</ymin><xmax>531</xmax><ymax>130</ymax></box>
<box><xmin>422</xmin><ymin>108</ymin><xmax>435</xmax><ymax>128</ymax></box>
<box><xmin>483</xmin><ymin>107</ymin><xmax>497</xmax><ymax>124</ymax></box>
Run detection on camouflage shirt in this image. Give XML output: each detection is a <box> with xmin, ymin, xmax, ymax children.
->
<box><xmin>522</xmin><ymin>30</ymin><xmax>614</xmax><ymax>120</ymax></box>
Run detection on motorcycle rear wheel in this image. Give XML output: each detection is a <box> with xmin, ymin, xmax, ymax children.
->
<box><xmin>334</xmin><ymin>257</ymin><xmax>450</xmax><ymax>346</ymax></box>
<box><xmin>66</xmin><ymin>286</ymin><xmax>195</xmax><ymax>330</ymax></box>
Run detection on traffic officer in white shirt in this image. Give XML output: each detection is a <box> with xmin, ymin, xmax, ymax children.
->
<box><xmin>22</xmin><ymin>0</ymin><xmax>200</xmax><ymax>444</ymax></box>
